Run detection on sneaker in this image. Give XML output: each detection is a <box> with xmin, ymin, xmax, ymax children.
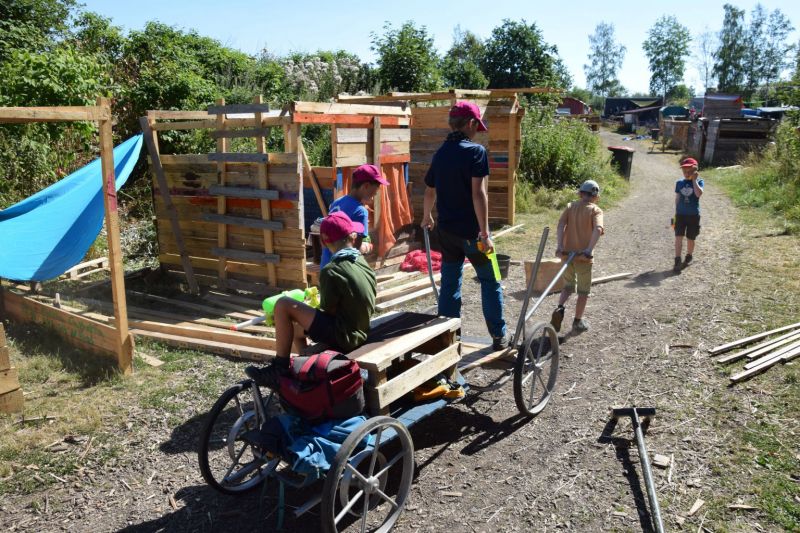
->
<box><xmin>683</xmin><ymin>254</ymin><xmax>693</xmax><ymax>266</ymax></box>
<box><xmin>245</xmin><ymin>359</ymin><xmax>289</xmax><ymax>390</ymax></box>
<box><xmin>573</xmin><ymin>318</ymin><xmax>589</xmax><ymax>333</ymax></box>
<box><xmin>550</xmin><ymin>305</ymin><xmax>565</xmax><ymax>333</ymax></box>
<box><xmin>673</xmin><ymin>256</ymin><xmax>682</xmax><ymax>273</ymax></box>
<box><xmin>492</xmin><ymin>334</ymin><xmax>510</xmax><ymax>351</ymax></box>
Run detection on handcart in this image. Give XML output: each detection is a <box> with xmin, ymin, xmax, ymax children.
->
<box><xmin>197</xmin><ymin>228</ymin><xmax>572</xmax><ymax>532</ymax></box>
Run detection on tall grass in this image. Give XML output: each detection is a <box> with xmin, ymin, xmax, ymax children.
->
<box><xmin>516</xmin><ymin>109</ymin><xmax>626</xmax><ymax>214</ymax></box>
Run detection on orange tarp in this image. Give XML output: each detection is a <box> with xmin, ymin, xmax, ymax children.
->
<box><xmin>340</xmin><ymin>163</ymin><xmax>413</xmax><ymax>258</ymax></box>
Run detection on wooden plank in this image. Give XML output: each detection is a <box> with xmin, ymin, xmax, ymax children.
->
<box><xmin>208</xmin><ymin>153</ymin><xmax>268</xmax><ymax>163</ymax></box>
<box><xmin>150</xmin><ymin>120</ymin><xmax>217</xmax><ymax>131</ymax></box>
<box><xmin>336</xmin><ymin>128</ymin><xmax>411</xmax><ymax>143</ymax></box>
<box><xmin>709</xmin><ymin>321</ymin><xmax>800</xmax><ymax>355</ymax></box>
<box><xmin>0</xmin><ymin>106</ymin><xmax>109</xmax><ymax>123</ymax></box>
<box><xmin>207</xmin><ymin>103</ymin><xmax>271</xmax><ymax>115</ymax></box>
<box><xmin>1</xmin><ymin>289</ymin><xmax>122</xmax><ymax>357</ymax></box>
<box><xmin>124</xmin><ymin>291</ymin><xmax>259</xmax><ymax>320</ymax></box>
<box><xmin>127</xmin><ymin>320</ymin><xmax>276</xmax><ymax>351</ymax></box>
<box><xmin>215</xmin><ymin>99</ymin><xmax>229</xmax><ymax>281</ymax></box>
<box><xmin>98</xmin><ymin>97</ymin><xmax>133</xmax><ymax>374</ymax></box>
<box><xmin>292</xmin><ymin>101</ymin><xmax>410</xmax><ymax>116</ymax></box>
<box><xmin>377</xmin><ymin>274</ymin><xmax>440</xmax><ymax>303</ymax></box>
<box><xmin>0</xmin><ymin>345</ymin><xmax>8</xmax><ymax>371</ymax></box>
<box><xmin>299</xmin><ymin>141</ymin><xmax>328</xmax><ymax>216</ymax></box>
<box><xmin>130</xmin><ymin>329</ymin><xmax>274</xmax><ymax>361</ymax></box>
<box><xmin>372</xmin><ymin>116</ymin><xmax>382</xmax><ymax>227</ymax></box>
<box><xmin>148</xmin><ymin>110</ymin><xmax>212</xmax><ymax>120</ymax></box>
<box><xmin>349</xmin><ymin>317</ymin><xmax>461</xmax><ymax>371</ymax></box>
<box><xmin>375</xmin><ymin>286</ymin><xmax>435</xmax><ymax>312</ymax></box>
<box><xmin>717</xmin><ymin>330</ymin><xmax>800</xmax><ymax>364</ymax></box>
<box><xmin>459</xmin><ymin>344</ymin><xmax>517</xmax><ymax>372</ymax></box>
<box><xmin>0</xmin><ymin>368</ymin><xmax>19</xmax><ymax>395</ymax></box>
<box><xmin>372</xmin><ymin>343</ymin><xmax>460</xmax><ymax>409</ymax></box>
<box><xmin>210</xmin><ymin>127</ymin><xmax>272</xmax><ymax>139</ymax></box>
<box><xmin>730</xmin><ymin>344</ymin><xmax>800</xmax><ymax>384</ymax></box>
<box><xmin>141</xmin><ymin>117</ymin><xmax>200</xmax><ymax>294</ymax></box>
<box><xmin>211</xmin><ymin>247</ymin><xmax>280</xmax><ymax>264</ymax></box>
<box><xmin>0</xmin><ymin>389</ymin><xmax>23</xmax><ymax>414</ymax></box>
<box><xmin>208</xmin><ymin>185</ymin><xmax>279</xmax><ymax>200</ymax></box>
<box><xmin>158</xmin><ymin>254</ymin><xmax>307</xmax><ymax>284</ymax></box>
<box><xmin>506</xmin><ymin>102</ymin><xmax>518</xmax><ymax>225</ymax></box>
<box><xmin>743</xmin><ymin>339</ymin><xmax>800</xmax><ymax>370</ymax></box>
<box><xmin>201</xmin><ymin>213</ymin><xmax>283</xmax><ymax>231</ymax></box>
<box><xmin>293</xmin><ymin>113</ymin><xmax>409</xmax><ymax>127</ymax></box>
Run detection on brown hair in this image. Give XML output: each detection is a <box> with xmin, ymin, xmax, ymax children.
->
<box><xmin>448</xmin><ymin>115</ymin><xmax>471</xmax><ymax>130</ymax></box>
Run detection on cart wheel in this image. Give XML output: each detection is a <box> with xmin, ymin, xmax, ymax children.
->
<box><xmin>321</xmin><ymin>416</ymin><xmax>414</xmax><ymax>533</ymax></box>
<box><xmin>513</xmin><ymin>321</ymin><xmax>559</xmax><ymax>417</ymax></box>
<box><xmin>198</xmin><ymin>381</ymin><xmax>270</xmax><ymax>494</ymax></box>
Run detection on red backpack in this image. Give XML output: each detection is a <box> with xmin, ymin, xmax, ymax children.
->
<box><xmin>279</xmin><ymin>350</ymin><xmax>365</xmax><ymax>423</ymax></box>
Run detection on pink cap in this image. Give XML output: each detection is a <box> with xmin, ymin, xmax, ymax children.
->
<box><xmin>680</xmin><ymin>157</ymin><xmax>698</xmax><ymax>168</ymax></box>
<box><xmin>352</xmin><ymin>164</ymin><xmax>389</xmax><ymax>186</ymax></box>
<box><xmin>320</xmin><ymin>211</ymin><xmax>365</xmax><ymax>244</ymax></box>
<box><xmin>449</xmin><ymin>101</ymin><xmax>487</xmax><ymax>131</ymax></box>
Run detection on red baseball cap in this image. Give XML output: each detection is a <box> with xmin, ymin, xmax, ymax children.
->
<box><xmin>680</xmin><ymin>158</ymin><xmax>699</xmax><ymax>168</ymax></box>
<box><xmin>320</xmin><ymin>211</ymin><xmax>365</xmax><ymax>244</ymax></box>
<box><xmin>352</xmin><ymin>164</ymin><xmax>389</xmax><ymax>186</ymax></box>
<box><xmin>449</xmin><ymin>101</ymin><xmax>487</xmax><ymax>132</ymax></box>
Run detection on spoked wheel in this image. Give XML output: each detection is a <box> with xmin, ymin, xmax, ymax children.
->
<box><xmin>321</xmin><ymin>416</ymin><xmax>414</xmax><ymax>533</ymax></box>
<box><xmin>513</xmin><ymin>321</ymin><xmax>560</xmax><ymax>417</ymax></box>
<box><xmin>198</xmin><ymin>381</ymin><xmax>271</xmax><ymax>494</ymax></box>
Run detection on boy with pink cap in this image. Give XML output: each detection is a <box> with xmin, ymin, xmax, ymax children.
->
<box><xmin>320</xmin><ymin>164</ymin><xmax>388</xmax><ymax>268</ymax></box>
<box><xmin>247</xmin><ymin>211</ymin><xmax>377</xmax><ymax>387</ymax></box>
<box><xmin>422</xmin><ymin>101</ymin><xmax>508</xmax><ymax>350</ymax></box>
<box><xmin>673</xmin><ymin>157</ymin><xmax>704</xmax><ymax>273</ymax></box>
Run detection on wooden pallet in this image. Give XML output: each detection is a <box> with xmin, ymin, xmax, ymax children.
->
<box><xmin>0</xmin><ymin>324</ymin><xmax>23</xmax><ymax>413</ymax></box>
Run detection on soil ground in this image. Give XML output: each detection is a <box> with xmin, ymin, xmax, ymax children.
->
<box><xmin>1</xmin><ymin>131</ymin><xmax>798</xmax><ymax>532</ymax></box>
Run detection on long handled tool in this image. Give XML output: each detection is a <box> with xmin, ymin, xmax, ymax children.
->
<box><xmin>611</xmin><ymin>407</ymin><xmax>664</xmax><ymax>533</ymax></box>
<box><xmin>422</xmin><ymin>225</ymin><xmax>439</xmax><ymax>301</ymax></box>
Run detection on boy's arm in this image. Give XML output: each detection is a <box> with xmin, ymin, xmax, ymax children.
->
<box><xmin>584</xmin><ymin>227</ymin><xmax>602</xmax><ymax>257</ymax></box>
<box><xmin>692</xmin><ymin>177</ymin><xmax>703</xmax><ymax>198</ymax></box>
<box><xmin>471</xmin><ymin>176</ymin><xmax>492</xmax><ymax>252</ymax></box>
<box><xmin>675</xmin><ymin>192</ymin><xmax>680</xmax><ymax>211</ymax></box>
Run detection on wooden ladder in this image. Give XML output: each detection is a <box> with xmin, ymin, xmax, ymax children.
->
<box><xmin>206</xmin><ymin>96</ymin><xmax>281</xmax><ymax>288</ymax></box>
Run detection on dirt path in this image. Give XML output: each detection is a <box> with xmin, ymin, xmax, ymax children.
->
<box><xmin>1</xmin><ymin>131</ymin><xmax>751</xmax><ymax>532</ymax></box>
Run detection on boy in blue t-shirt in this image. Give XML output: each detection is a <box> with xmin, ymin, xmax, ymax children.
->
<box><xmin>673</xmin><ymin>157</ymin><xmax>704</xmax><ymax>273</ymax></box>
<box><xmin>319</xmin><ymin>164</ymin><xmax>388</xmax><ymax>268</ymax></box>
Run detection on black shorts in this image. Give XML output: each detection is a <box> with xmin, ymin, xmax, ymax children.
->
<box><xmin>675</xmin><ymin>214</ymin><xmax>701</xmax><ymax>240</ymax></box>
<box><xmin>306</xmin><ymin>310</ymin><xmax>339</xmax><ymax>348</ymax></box>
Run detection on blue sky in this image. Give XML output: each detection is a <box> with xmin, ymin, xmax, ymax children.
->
<box><xmin>81</xmin><ymin>0</ymin><xmax>800</xmax><ymax>94</ymax></box>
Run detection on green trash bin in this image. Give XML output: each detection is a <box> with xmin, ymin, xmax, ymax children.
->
<box><xmin>608</xmin><ymin>146</ymin><xmax>635</xmax><ymax>179</ymax></box>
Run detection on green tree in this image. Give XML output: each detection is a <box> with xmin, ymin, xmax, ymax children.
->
<box><xmin>642</xmin><ymin>15</ymin><xmax>691</xmax><ymax>100</ymax></box>
<box><xmin>482</xmin><ymin>19</ymin><xmax>567</xmax><ymax>89</ymax></box>
<box><xmin>742</xmin><ymin>4</ymin><xmax>768</xmax><ymax>98</ymax></box>
<box><xmin>714</xmin><ymin>4</ymin><xmax>748</xmax><ymax>93</ymax></box>
<box><xmin>441</xmin><ymin>26</ymin><xmax>487</xmax><ymax>89</ymax></box>
<box><xmin>584</xmin><ymin>22</ymin><xmax>626</xmax><ymax>97</ymax></box>
<box><xmin>761</xmin><ymin>9</ymin><xmax>795</xmax><ymax>92</ymax></box>
<box><xmin>0</xmin><ymin>0</ymin><xmax>78</xmax><ymax>61</ymax></box>
<box><xmin>371</xmin><ymin>21</ymin><xmax>442</xmax><ymax>92</ymax></box>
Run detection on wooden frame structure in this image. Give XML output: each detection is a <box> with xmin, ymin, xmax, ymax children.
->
<box><xmin>0</xmin><ymin>99</ymin><xmax>134</xmax><ymax>374</ymax></box>
<box><xmin>339</xmin><ymin>88</ymin><xmax>537</xmax><ymax>226</ymax></box>
<box><xmin>143</xmin><ymin>98</ymin><xmax>413</xmax><ymax>293</ymax></box>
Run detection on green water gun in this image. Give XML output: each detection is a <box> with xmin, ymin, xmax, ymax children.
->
<box><xmin>230</xmin><ymin>287</ymin><xmax>320</xmax><ymax>330</ymax></box>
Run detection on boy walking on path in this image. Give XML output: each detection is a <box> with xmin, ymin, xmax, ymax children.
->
<box><xmin>673</xmin><ymin>157</ymin><xmax>704</xmax><ymax>273</ymax></box>
<box><xmin>550</xmin><ymin>180</ymin><xmax>605</xmax><ymax>333</ymax></box>
<box><xmin>421</xmin><ymin>101</ymin><xmax>508</xmax><ymax>350</ymax></box>
<box><xmin>247</xmin><ymin>211</ymin><xmax>376</xmax><ymax>387</ymax></box>
<box><xmin>320</xmin><ymin>164</ymin><xmax>388</xmax><ymax>268</ymax></box>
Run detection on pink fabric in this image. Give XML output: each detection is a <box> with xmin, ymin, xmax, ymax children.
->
<box><xmin>401</xmin><ymin>249</ymin><xmax>442</xmax><ymax>274</ymax></box>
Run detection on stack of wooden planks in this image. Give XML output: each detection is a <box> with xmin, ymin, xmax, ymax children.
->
<box><xmin>711</xmin><ymin>321</ymin><xmax>800</xmax><ymax>384</ymax></box>
<box><xmin>703</xmin><ymin>118</ymin><xmax>776</xmax><ymax>166</ymax></box>
<box><xmin>0</xmin><ymin>323</ymin><xmax>23</xmax><ymax>413</ymax></box>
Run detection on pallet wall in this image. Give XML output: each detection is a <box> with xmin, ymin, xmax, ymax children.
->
<box><xmin>153</xmin><ymin>153</ymin><xmax>307</xmax><ymax>290</ymax></box>
<box><xmin>407</xmin><ymin>103</ymin><xmax>521</xmax><ymax>227</ymax></box>
<box><xmin>0</xmin><ymin>323</ymin><xmax>23</xmax><ymax>413</ymax></box>
<box><xmin>703</xmin><ymin>118</ymin><xmax>776</xmax><ymax>166</ymax></box>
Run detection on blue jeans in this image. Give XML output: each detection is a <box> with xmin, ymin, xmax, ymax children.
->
<box><xmin>436</xmin><ymin>227</ymin><xmax>506</xmax><ymax>339</ymax></box>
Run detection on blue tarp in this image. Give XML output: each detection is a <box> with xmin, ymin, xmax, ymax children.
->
<box><xmin>0</xmin><ymin>134</ymin><xmax>143</xmax><ymax>281</ymax></box>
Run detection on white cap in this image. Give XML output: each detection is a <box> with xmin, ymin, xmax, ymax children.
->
<box><xmin>579</xmin><ymin>180</ymin><xmax>600</xmax><ymax>196</ymax></box>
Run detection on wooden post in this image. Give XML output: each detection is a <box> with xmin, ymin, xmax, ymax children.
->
<box><xmin>97</xmin><ymin>97</ymin><xmax>133</xmax><ymax>375</ymax></box>
<box><xmin>215</xmin><ymin>98</ymin><xmax>229</xmax><ymax>281</ymax></box>
<box><xmin>372</xmin><ymin>116</ymin><xmax>382</xmax><ymax>227</ymax></box>
<box><xmin>254</xmin><ymin>95</ymin><xmax>277</xmax><ymax>287</ymax></box>
<box><xmin>331</xmin><ymin>125</ymin><xmax>339</xmax><ymax>196</ymax></box>
<box><xmin>140</xmin><ymin>116</ymin><xmax>199</xmax><ymax>294</ymax></box>
<box><xmin>507</xmin><ymin>97</ymin><xmax>519</xmax><ymax>225</ymax></box>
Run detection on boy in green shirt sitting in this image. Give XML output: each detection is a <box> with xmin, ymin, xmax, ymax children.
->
<box><xmin>246</xmin><ymin>211</ymin><xmax>377</xmax><ymax>388</ymax></box>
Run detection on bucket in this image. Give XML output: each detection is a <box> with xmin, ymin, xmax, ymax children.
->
<box><xmin>496</xmin><ymin>254</ymin><xmax>511</xmax><ymax>279</ymax></box>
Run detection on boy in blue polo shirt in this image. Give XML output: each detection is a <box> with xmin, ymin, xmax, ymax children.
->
<box><xmin>673</xmin><ymin>157</ymin><xmax>704</xmax><ymax>273</ymax></box>
<box><xmin>421</xmin><ymin>101</ymin><xmax>508</xmax><ymax>350</ymax></box>
<box><xmin>320</xmin><ymin>164</ymin><xmax>388</xmax><ymax>268</ymax></box>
